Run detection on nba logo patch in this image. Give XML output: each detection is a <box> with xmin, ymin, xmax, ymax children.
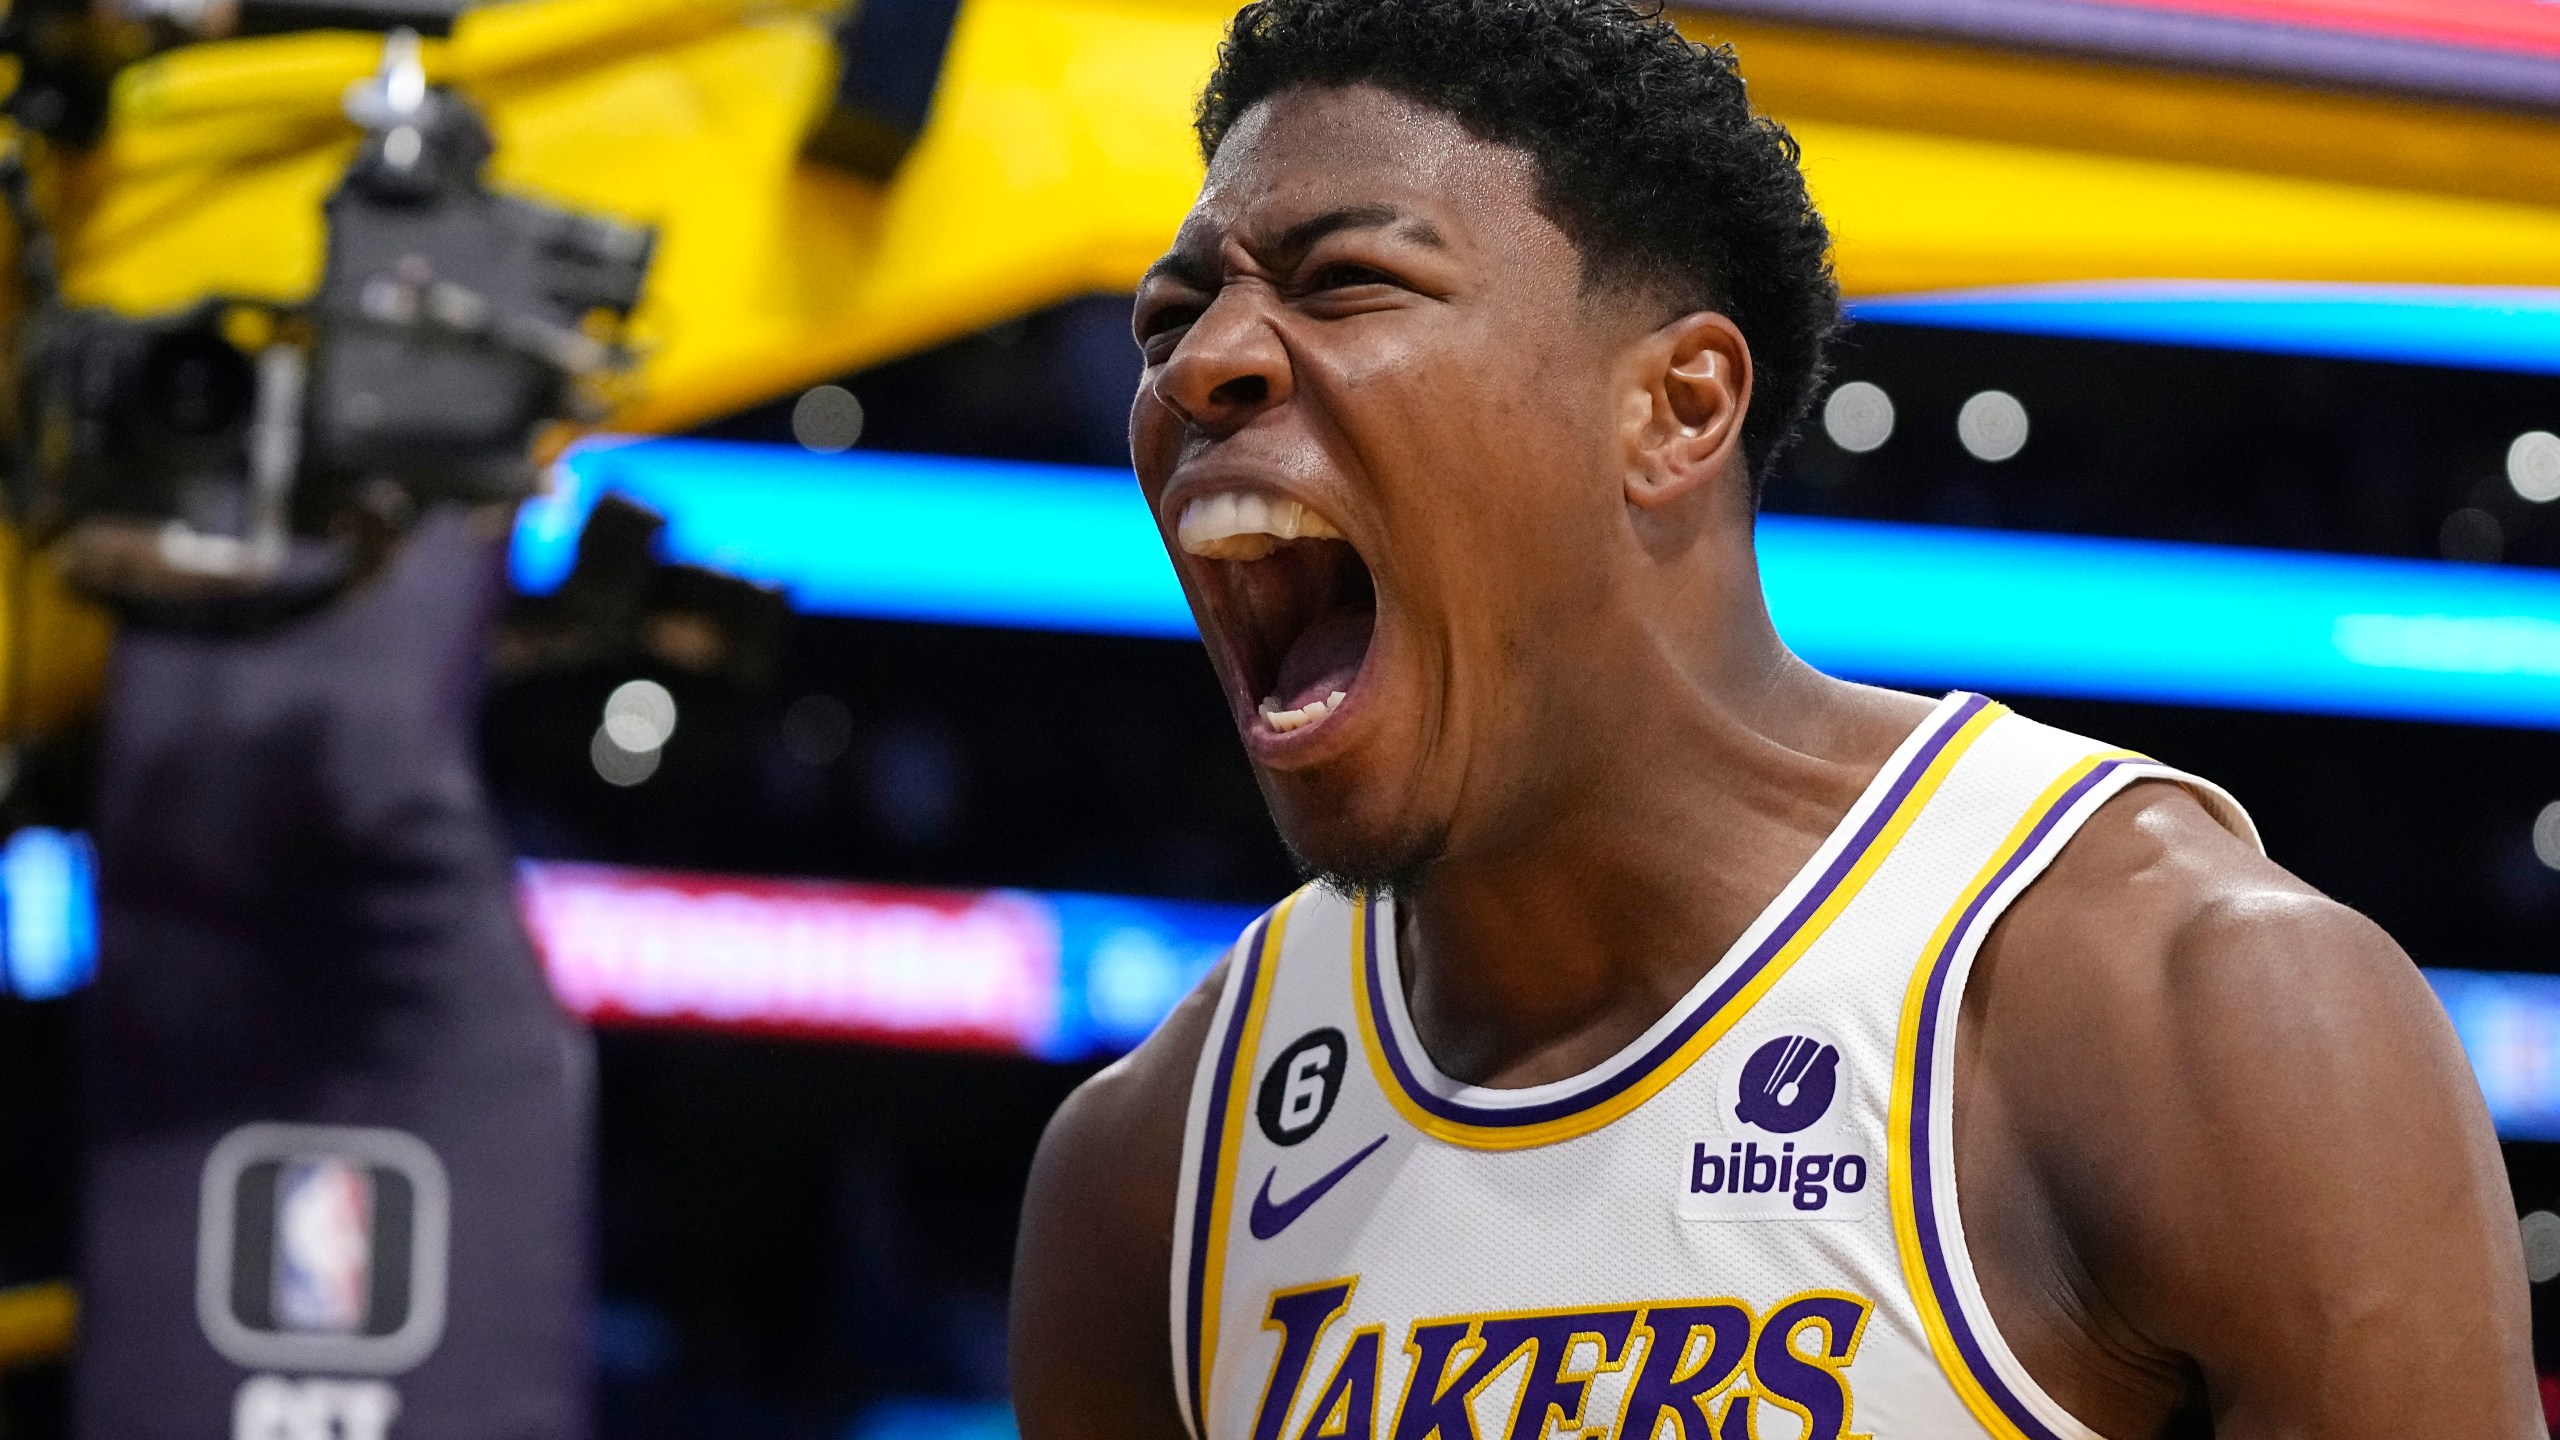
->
<box><xmin>196</xmin><ymin>1124</ymin><xmax>450</xmax><ymax>1374</ymax></box>
<box><xmin>274</xmin><ymin>1156</ymin><xmax>375</xmax><ymax>1334</ymax></box>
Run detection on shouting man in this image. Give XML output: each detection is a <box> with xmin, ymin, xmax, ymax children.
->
<box><xmin>1012</xmin><ymin>2</ymin><xmax>2539</xmax><ymax>1436</ymax></box>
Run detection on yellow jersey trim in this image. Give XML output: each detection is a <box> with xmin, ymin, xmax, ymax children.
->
<box><xmin>1887</xmin><ymin>749</ymin><xmax>2147</xmax><ymax>1440</ymax></box>
<box><xmin>1192</xmin><ymin>890</ymin><xmax>1299</xmax><ymax>1430</ymax></box>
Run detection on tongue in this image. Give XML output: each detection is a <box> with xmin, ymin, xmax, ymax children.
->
<box><xmin>1273</xmin><ymin>604</ymin><xmax>1374</xmax><ymax>710</ymax></box>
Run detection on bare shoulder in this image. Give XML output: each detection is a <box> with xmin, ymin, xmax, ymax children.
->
<box><xmin>1964</xmin><ymin>779</ymin><xmax>2538</xmax><ymax>1432</ymax></box>
<box><xmin>1009</xmin><ymin>952</ymin><xmax>1230</xmax><ymax>1440</ymax></box>
<box><xmin>1976</xmin><ymin>778</ymin><xmax>2492</xmax><ymax>1227</ymax></box>
<box><xmin>1979</xmin><ymin>778</ymin><xmax>2454</xmax><ymax>1120</ymax></box>
<box><xmin>1983</xmin><ymin>777</ymin><xmax>2415</xmax><ymax>1036</ymax></box>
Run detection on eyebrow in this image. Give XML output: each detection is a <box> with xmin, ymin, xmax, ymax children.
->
<box><xmin>1273</xmin><ymin>204</ymin><xmax>1446</xmax><ymax>258</ymax></box>
<box><xmin>1139</xmin><ymin>205</ymin><xmax>1449</xmax><ymax>289</ymax></box>
<box><xmin>1141</xmin><ymin>249</ymin><xmax>1218</xmax><ymax>290</ymax></box>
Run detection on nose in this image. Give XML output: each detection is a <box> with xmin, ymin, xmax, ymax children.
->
<box><xmin>1148</xmin><ymin>286</ymin><xmax>1293</xmax><ymax>438</ymax></box>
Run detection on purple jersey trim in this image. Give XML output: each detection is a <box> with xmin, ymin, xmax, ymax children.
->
<box><xmin>1184</xmin><ymin>913</ymin><xmax>1273</xmax><ymax>1440</ymax></box>
<box><xmin>1362</xmin><ymin>692</ymin><xmax>1991</xmax><ymax>1132</ymax></box>
<box><xmin>1684</xmin><ymin>0</ymin><xmax>2560</xmax><ymax>113</ymax></box>
<box><xmin>1904</xmin><ymin>756</ymin><xmax>2134</xmax><ymax>1440</ymax></box>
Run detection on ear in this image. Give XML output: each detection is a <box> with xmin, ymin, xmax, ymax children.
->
<box><xmin>1622</xmin><ymin>310</ymin><xmax>1753</xmax><ymax>513</ymax></box>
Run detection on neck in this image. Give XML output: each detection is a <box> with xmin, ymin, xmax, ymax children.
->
<box><xmin>1392</xmin><ymin>586</ymin><xmax>1934</xmax><ymax>1090</ymax></box>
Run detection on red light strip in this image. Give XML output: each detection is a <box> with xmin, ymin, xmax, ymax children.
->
<box><xmin>1689</xmin><ymin>0</ymin><xmax>2560</xmax><ymax>111</ymax></box>
<box><xmin>2086</xmin><ymin>0</ymin><xmax>2560</xmax><ymax>61</ymax></box>
<box><xmin>519</xmin><ymin>862</ymin><xmax>1063</xmax><ymax>1054</ymax></box>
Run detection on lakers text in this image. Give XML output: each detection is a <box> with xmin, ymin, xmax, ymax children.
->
<box><xmin>1243</xmin><ymin>1280</ymin><xmax>1872</xmax><ymax>1440</ymax></box>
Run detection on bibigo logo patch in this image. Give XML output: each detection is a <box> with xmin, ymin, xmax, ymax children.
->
<box><xmin>1679</xmin><ymin>1022</ymin><xmax>1876</xmax><ymax>1222</ymax></box>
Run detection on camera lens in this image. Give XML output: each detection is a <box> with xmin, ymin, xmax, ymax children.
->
<box><xmin>142</xmin><ymin>331</ymin><xmax>255</xmax><ymax>436</ymax></box>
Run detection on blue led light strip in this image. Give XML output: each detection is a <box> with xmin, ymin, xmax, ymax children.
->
<box><xmin>515</xmin><ymin>439</ymin><xmax>1196</xmax><ymax>637</ymax></box>
<box><xmin>1848</xmin><ymin>281</ymin><xmax>2560</xmax><ymax>376</ymax></box>
<box><xmin>14</xmin><ymin>835</ymin><xmax>2557</xmax><ymax>1137</ymax></box>
<box><xmin>518</xmin><ymin>437</ymin><xmax>2560</xmax><ymax>731</ymax></box>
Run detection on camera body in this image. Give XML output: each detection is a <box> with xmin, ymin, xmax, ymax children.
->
<box><xmin>9</xmin><ymin>42</ymin><xmax>653</xmax><ymax>619</ymax></box>
<box><xmin>18</xmin><ymin>302</ymin><xmax>273</xmax><ymax>548</ymax></box>
<box><xmin>312</xmin><ymin>87</ymin><xmax>650</xmax><ymax>500</ymax></box>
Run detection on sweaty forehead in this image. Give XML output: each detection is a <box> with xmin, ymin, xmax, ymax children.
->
<box><xmin>1177</xmin><ymin>84</ymin><xmax>1558</xmax><ymax>266</ymax></box>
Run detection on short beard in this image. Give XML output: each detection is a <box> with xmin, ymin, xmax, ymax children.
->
<box><xmin>1285</xmin><ymin>822</ymin><xmax>1449</xmax><ymax>905</ymax></box>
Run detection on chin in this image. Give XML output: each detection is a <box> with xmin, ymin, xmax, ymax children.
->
<box><xmin>1268</xmin><ymin>786</ymin><xmax>1449</xmax><ymax>900</ymax></box>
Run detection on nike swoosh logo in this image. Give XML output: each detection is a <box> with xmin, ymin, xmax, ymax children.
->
<box><xmin>1249</xmin><ymin>1134</ymin><xmax>1389</xmax><ymax>1241</ymax></box>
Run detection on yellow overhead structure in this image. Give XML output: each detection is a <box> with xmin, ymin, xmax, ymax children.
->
<box><xmin>1695</xmin><ymin>13</ymin><xmax>2560</xmax><ymax>294</ymax></box>
<box><xmin>13</xmin><ymin>0</ymin><xmax>2560</xmax><ymax>731</ymax></box>
<box><xmin>53</xmin><ymin>0</ymin><xmax>1224</xmax><ymax>434</ymax></box>
<box><xmin>46</xmin><ymin>0</ymin><xmax>2560</xmax><ymax>438</ymax></box>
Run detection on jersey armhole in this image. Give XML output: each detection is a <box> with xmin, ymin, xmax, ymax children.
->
<box><xmin>1892</xmin><ymin>755</ymin><xmax>2226</xmax><ymax>1440</ymax></box>
<box><xmin>1166</xmin><ymin>895</ymin><xmax>1301</xmax><ymax>1440</ymax></box>
<box><xmin>2146</xmin><ymin>770</ymin><xmax>2263</xmax><ymax>856</ymax></box>
<box><xmin>1168</xmin><ymin>928</ymin><xmax>1254</xmax><ymax>1440</ymax></box>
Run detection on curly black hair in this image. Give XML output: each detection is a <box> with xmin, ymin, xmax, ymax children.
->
<box><xmin>1196</xmin><ymin>0</ymin><xmax>1839</xmax><ymax>492</ymax></box>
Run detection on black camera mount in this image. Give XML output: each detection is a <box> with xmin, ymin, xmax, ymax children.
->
<box><xmin>6</xmin><ymin>31</ymin><xmax>655</xmax><ymax>625</ymax></box>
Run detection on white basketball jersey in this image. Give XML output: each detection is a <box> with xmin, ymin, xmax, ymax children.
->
<box><xmin>1169</xmin><ymin>692</ymin><xmax>2258</xmax><ymax>1440</ymax></box>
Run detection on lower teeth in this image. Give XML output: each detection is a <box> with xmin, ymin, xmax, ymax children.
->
<box><xmin>1261</xmin><ymin>689</ymin><xmax>1350</xmax><ymax>732</ymax></box>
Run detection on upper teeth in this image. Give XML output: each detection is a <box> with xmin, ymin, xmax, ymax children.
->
<box><xmin>1177</xmin><ymin>493</ymin><xmax>1343</xmax><ymax>560</ymax></box>
<box><xmin>1262</xmin><ymin>690</ymin><xmax>1349</xmax><ymax>732</ymax></box>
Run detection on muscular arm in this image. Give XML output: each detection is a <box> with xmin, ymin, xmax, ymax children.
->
<box><xmin>1011</xmin><ymin>959</ymin><xmax>1228</xmax><ymax>1440</ymax></box>
<box><xmin>1965</xmin><ymin>784</ymin><xmax>2539</xmax><ymax>1436</ymax></box>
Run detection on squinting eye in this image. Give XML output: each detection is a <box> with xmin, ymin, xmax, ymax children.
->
<box><xmin>1312</xmin><ymin>264</ymin><xmax>1392</xmax><ymax>290</ymax></box>
<box><xmin>1138</xmin><ymin>308</ymin><xmax>1200</xmax><ymax>357</ymax></box>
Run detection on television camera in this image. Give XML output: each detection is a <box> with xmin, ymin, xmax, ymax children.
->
<box><xmin>5</xmin><ymin>29</ymin><xmax>654</xmax><ymax>622</ymax></box>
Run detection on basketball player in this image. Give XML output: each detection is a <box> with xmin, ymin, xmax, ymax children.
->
<box><xmin>1011</xmin><ymin>1</ymin><xmax>2540</xmax><ymax>1435</ymax></box>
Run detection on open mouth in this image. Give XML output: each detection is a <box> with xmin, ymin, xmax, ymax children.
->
<box><xmin>1177</xmin><ymin>492</ymin><xmax>1377</xmax><ymax>739</ymax></box>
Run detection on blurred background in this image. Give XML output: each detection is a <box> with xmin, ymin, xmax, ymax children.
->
<box><xmin>2</xmin><ymin>0</ymin><xmax>2560</xmax><ymax>1436</ymax></box>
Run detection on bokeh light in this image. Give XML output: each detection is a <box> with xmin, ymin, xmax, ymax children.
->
<box><xmin>2440</xmin><ymin>507</ymin><xmax>2504</xmax><ymax>564</ymax></box>
<box><xmin>2508</xmin><ymin>430</ymin><xmax>2560</xmax><ymax>503</ymax></box>
<box><xmin>603</xmin><ymin>679</ymin><xmax>677</xmax><ymax>753</ymax></box>
<box><xmin>792</xmin><ymin>384</ymin><xmax>866</xmax><ymax>453</ymax></box>
<box><xmin>1822</xmin><ymin>380</ymin><xmax>1895</xmax><ymax>453</ymax></box>
<box><xmin>782</xmin><ymin>694</ymin><xmax>855</xmax><ymax>767</ymax></box>
<box><xmin>1957</xmin><ymin>390</ymin><xmax>2029</xmax><ymax>462</ymax></box>
<box><xmin>590</xmin><ymin>726</ymin><xmax>661</xmax><ymax>787</ymax></box>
